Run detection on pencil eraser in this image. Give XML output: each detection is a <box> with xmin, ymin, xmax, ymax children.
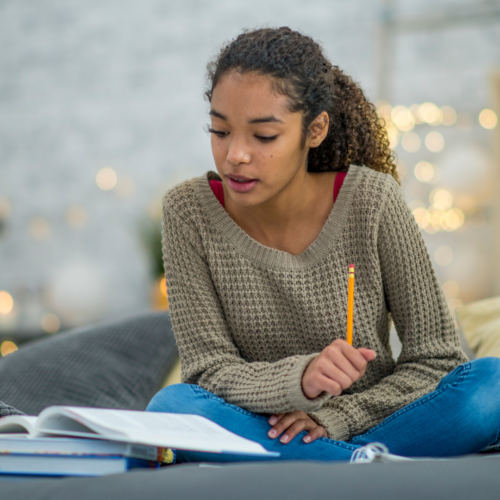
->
<box><xmin>349</xmin><ymin>264</ymin><xmax>355</xmax><ymax>269</ymax></box>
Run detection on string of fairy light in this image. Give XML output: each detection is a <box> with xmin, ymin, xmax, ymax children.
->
<box><xmin>0</xmin><ymin>165</ymin><xmax>170</xmax><ymax>356</ymax></box>
<box><xmin>377</xmin><ymin>102</ymin><xmax>497</xmax><ymax>240</ymax></box>
<box><xmin>0</xmin><ymin>166</ymin><xmax>143</xmax><ymax>356</ymax></box>
<box><xmin>377</xmin><ymin>101</ymin><xmax>498</xmax><ymax>322</ymax></box>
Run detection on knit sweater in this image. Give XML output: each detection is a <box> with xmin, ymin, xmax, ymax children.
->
<box><xmin>161</xmin><ymin>164</ymin><xmax>468</xmax><ymax>442</ymax></box>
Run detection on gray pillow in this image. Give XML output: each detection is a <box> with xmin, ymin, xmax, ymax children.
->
<box><xmin>0</xmin><ymin>311</ymin><xmax>178</xmax><ymax>415</ymax></box>
<box><xmin>0</xmin><ymin>401</ymin><xmax>25</xmax><ymax>416</ymax></box>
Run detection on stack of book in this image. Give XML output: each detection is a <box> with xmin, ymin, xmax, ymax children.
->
<box><xmin>0</xmin><ymin>406</ymin><xmax>278</xmax><ymax>477</ymax></box>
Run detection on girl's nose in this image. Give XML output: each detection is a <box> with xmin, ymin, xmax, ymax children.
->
<box><xmin>227</xmin><ymin>137</ymin><xmax>251</xmax><ymax>166</ymax></box>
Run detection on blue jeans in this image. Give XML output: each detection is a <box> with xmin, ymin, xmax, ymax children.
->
<box><xmin>146</xmin><ymin>357</ymin><xmax>500</xmax><ymax>462</ymax></box>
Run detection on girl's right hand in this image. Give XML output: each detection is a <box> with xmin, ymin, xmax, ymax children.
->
<box><xmin>301</xmin><ymin>339</ymin><xmax>376</xmax><ymax>399</ymax></box>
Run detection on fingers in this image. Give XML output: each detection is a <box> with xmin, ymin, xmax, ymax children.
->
<box><xmin>329</xmin><ymin>339</ymin><xmax>370</xmax><ymax>375</ymax></box>
<box><xmin>313</xmin><ymin>361</ymin><xmax>351</xmax><ymax>393</ymax></box>
<box><xmin>303</xmin><ymin>425</ymin><xmax>328</xmax><ymax>443</ymax></box>
<box><xmin>268</xmin><ymin>413</ymin><xmax>284</xmax><ymax>426</ymax></box>
<box><xmin>301</xmin><ymin>340</ymin><xmax>378</xmax><ymax>399</ymax></box>
<box><xmin>268</xmin><ymin>412</ymin><xmax>301</xmax><ymax>439</ymax></box>
<box><xmin>267</xmin><ymin>411</ymin><xmax>326</xmax><ymax>445</ymax></box>
<box><xmin>358</xmin><ymin>347</ymin><xmax>377</xmax><ymax>361</ymax></box>
<box><xmin>323</xmin><ymin>345</ymin><xmax>362</xmax><ymax>384</ymax></box>
<box><xmin>279</xmin><ymin>418</ymin><xmax>316</xmax><ymax>444</ymax></box>
<box><xmin>325</xmin><ymin>340</ymin><xmax>377</xmax><ymax>379</ymax></box>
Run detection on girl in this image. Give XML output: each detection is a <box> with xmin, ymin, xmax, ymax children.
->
<box><xmin>146</xmin><ymin>27</ymin><xmax>500</xmax><ymax>462</ymax></box>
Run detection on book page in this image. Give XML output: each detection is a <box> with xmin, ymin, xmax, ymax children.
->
<box><xmin>35</xmin><ymin>408</ymin><xmax>124</xmax><ymax>439</ymax></box>
<box><xmin>0</xmin><ymin>415</ymin><xmax>37</xmax><ymax>434</ymax></box>
<box><xmin>37</xmin><ymin>407</ymin><xmax>276</xmax><ymax>456</ymax></box>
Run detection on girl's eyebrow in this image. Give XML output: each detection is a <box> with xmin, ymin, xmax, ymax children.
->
<box><xmin>209</xmin><ymin>108</ymin><xmax>284</xmax><ymax>124</ymax></box>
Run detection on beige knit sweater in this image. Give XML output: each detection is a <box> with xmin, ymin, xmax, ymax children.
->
<box><xmin>161</xmin><ymin>164</ymin><xmax>468</xmax><ymax>442</ymax></box>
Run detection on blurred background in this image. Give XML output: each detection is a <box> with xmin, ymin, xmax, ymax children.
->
<box><xmin>1</xmin><ymin>0</ymin><xmax>499</xmax><ymax>357</ymax></box>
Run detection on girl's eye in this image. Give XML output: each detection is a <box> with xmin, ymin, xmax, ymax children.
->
<box><xmin>208</xmin><ymin>128</ymin><xmax>228</xmax><ymax>138</ymax></box>
<box><xmin>208</xmin><ymin>128</ymin><xmax>278</xmax><ymax>143</ymax></box>
<box><xmin>255</xmin><ymin>135</ymin><xmax>278</xmax><ymax>143</ymax></box>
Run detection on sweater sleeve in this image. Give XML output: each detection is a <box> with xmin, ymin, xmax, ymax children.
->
<box><xmin>161</xmin><ymin>193</ymin><xmax>332</xmax><ymax>415</ymax></box>
<box><xmin>308</xmin><ymin>175</ymin><xmax>468</xmax><ymax>442</ymax></box>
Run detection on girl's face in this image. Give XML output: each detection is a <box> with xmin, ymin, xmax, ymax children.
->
<box><xmin>209</xmin><ymin>71</ymin><xmax>325</xmax><ymax>208</ymax></box>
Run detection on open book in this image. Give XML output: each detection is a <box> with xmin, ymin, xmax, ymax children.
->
<box><xmin>0</xmin><ymin>406</ymin><xmax>278</xmax><ymax>457</ymax></box>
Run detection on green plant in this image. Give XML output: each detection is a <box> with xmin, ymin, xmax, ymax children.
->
<box><xmin>136</xmin><ymin>215</ymin><xmax>165</xmax><ymax>279</ymax></box>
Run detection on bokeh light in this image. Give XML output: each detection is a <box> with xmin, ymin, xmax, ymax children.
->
<box><xmin>423</xmin><ymin>223</ymin><xmax>437</xmax><ymax>234</ymax></box>
<box><xmin>401</xmin><ymin>132</ymin><xmax>421</xmax><ymax>152</ymax></box>
<box><xmin>419</xmin><ymin>102</ymin><xmax>441</xmax><ymax>125</ymax></box>
<box><xmin>455</xmin><ymin>194</ymin><xmax>476</xmax><ymax>213</ymax></box>
<box><xmin>448</xmin><ymin>298</ymin><xmax>463</xmax><ymax>315</ymax></box>
<box><xmin>412</xmin><ymin>201</ymin><xmax>464</xmax><ymax>233</ymax></box>
<box><xmin>443</xmin><ymin>208</ymin><xmax>464</xmax><ymax>231</ymax></box>
<box><xmin>96</xmin><ymin>167</ymin><xmax>118</xmax><ymax>191</ymax></box>
<box><xmin>0</xmin><ymin>197</ymin><xmax>11</xmax><ymax>219</ymax></box>
<box><xmin>376</xmin><ymin>101</ymin><xmax>392</xmax><ymax>121</ymax></box>
<box><xmin>408</xmin><ymin>199</ymin><xmax>425</xmax><ymax>211</ymax></box>
<box><xmin>435</xmin><ymin>246</ymin><xmax>454</xmax><ymax>266</ymax></box>
<box><xmin>29</xmin><ymin>217</ymin><xmax>51</xmax><ymax>240</ymax></box>
<box><xmin>440</xmin><ymin>106</ymin><xmax>457</xmax><ymax>126</ymax></box>
<box><xmin>441</xmin><ymin>106</ymin><xmax>457</xmax><ymax>127</ymax></box>
<box><xmin>425</xmin><ymin>131</ymin><xmax>445</xmax><ymax>152</ymax></box>
<box><xmin>160</xmin><ymin>278</ymin><xmax>168</xmax><ymax>298</ymax></box>
<box><xmin>0</xmin><ymin>291</ymin><xmax>14</xmax><ymax>314</ymax></box>
<box><xmin>115</xmin><ymin>175</ymin><xmax>136</xmax><ymax>198</ymax></box>
<box><xmin>427</xmin><ymin>207</ymin><xmax>445</xmax><ymax>232</ymax></box>
<box><xmin>65</xmin><ymin>206</ymin><xmax>88</xmax><ymax>228</ymax></box>
<box><xmin>1</xmin><ymin>341</ymin><xmax>18</xmax><ymax>357</ymax></box>
<box><xmin>386</xmin><ymin>122</ymin><xmax>399</xmax><ymax>149</ymax></box>
<box><xmin>442</xmin><ymin>280</ymin><xmax>460</xmax><ymax>299</ymax></box>
<box><xmin>152</xmin><ymin>276</ymin><xmax>169</xmax><ymax>310</ymax></box>
<box><xmin>479</xmin><ymin>109</ymin><xmax>498</xmax><ymax>129</ymax></box>
<box><xmin>396</xmin><ymin>161</ymin><xmax>407</xmax><ymax>179</ymax></box>
<box><xmin>412</xmin><ymin>207</ymin><xmax>429</xmax><ymax>229</ymax></box>
<box><xmin>391</xmin><ymin>105</ymin><xmax>415</xmax><ymax>131</ymax></box>
<box><xmin>414</xmin><ymin>161</ymin><xmax>434</xmax><ymax>182</ymax></box>
<box><xmin>431</xmin><ymin>189</ymin><xmax>453</xmax><ymax>211</ymax></box>
<box><xmin>409</xmin><ymin>104</ymin><xmax>424</xmax><ymax>124</ymax></box>
<box><xmin>41</xmin><ymin>313</ymin><xmax>61</xmax><ymax>333</ymax></box>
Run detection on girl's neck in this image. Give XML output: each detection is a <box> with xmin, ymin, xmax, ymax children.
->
<box><xmin>223</xmin><ymin>171</ymin><xmax>338</xmax><ymax>254</ymax></box>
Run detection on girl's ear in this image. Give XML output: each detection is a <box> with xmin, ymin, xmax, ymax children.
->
<box><xmin>308</xmin><ymin>111</ymin><xmax>330</xmax><ymax>148</ymax></box>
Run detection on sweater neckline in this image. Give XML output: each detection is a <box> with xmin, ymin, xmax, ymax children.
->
<box><xmin>194</xmin><ymin>165</ymin><xmax>363</xmax><ymax>269</ymax></box>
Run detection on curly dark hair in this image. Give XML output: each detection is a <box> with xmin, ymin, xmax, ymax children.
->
<box><xmin>204</xmin><ymin>26</ymin><xmax>399</xmax><ymax>185</ymax></box>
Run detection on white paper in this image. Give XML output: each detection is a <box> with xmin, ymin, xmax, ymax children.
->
<box><xmin>36</xmin><ymin>406</ymin><xmax>277</xmax><ymax>456</ymax></box>
<box><xmin>0</xmin><ymin>415</ymin><xmax>37</xmax><ymax>434</ymax></box>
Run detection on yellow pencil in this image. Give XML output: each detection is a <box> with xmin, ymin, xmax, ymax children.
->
<box><xmin>347</xmin><ymin>264</ymin><xmax>355</xmax><ymax>345</ymax></box>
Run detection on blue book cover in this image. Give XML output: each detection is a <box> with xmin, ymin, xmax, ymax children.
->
<box><xmin>0</xmin><ymin>453</ymin><xmax>162</xmax><ymax>477</ymax></box>
<box><xmin>0</xmin><ymin>434</ymin><xmax>175</xmax><ymax>463</ymax></box>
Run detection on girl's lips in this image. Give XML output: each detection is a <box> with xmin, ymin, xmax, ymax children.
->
<box><xmin>227</xmin><ymin>176</ymin><xmax>258</xmax><ymax>193</ymax></box>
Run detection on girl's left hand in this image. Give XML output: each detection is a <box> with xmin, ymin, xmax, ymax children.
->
<box><xmin>267</xmin><ymin>411</ymin><xmax>327</xmax><ymax>444</ymax></box>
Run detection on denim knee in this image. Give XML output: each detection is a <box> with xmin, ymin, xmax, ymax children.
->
<box><xmin>448</xmin><ymin>358</ymin><xmax>500</xmax><ymax>431</ymax></box>
<box><xmin>470</xmin><ymin>356</ymin><xmax>500</xmax><ymax>381</ymax></box>
<box><xmin>146</xmin><ymin>383</ymin><xmax>196</xmax><ymax>412</ymax></box>
<box><xmin>468</xmin><ymin>358</ymin><xmax>500</xmax><ymax>402</ymax></box>
<box><xmin>437</xmin><ymin>357</ymin><xmax>500</xmax><ymax>389</ymax></box>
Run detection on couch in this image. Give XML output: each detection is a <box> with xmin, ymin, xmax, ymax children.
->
<box><xmin>1</xmin><ymin>308</ymin><xmax>500</xmax><ymax>499</ymax></box>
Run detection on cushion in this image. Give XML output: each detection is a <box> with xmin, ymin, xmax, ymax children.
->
<box><xmin>0</xmin><ymin>401</ymin><xmax>25</xmax><ymax>417</ymax></box>
<box><xmin>161</xmin><ymin>356</ymin><xmax>182</xmax><ymax>388</ymax></box>
<box><xmin>456</xmin><ymin>296</ymin><xmax>500</xmax><ymax>358</ymax></box>
<box><xmin>0</xmin><ymin>311</ymin><xmax>178</xmax><ymax>415</ymax></box>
